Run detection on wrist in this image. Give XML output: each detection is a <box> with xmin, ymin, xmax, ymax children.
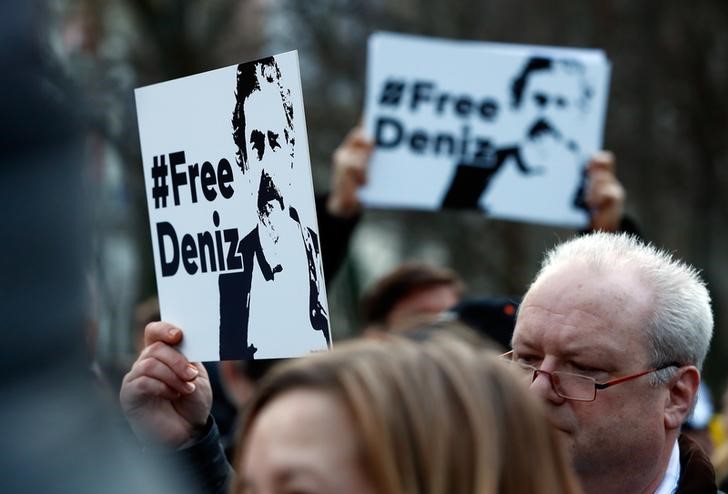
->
<box><xmin>177</xmin><ymin>415</ymin><xmax>214</xmax><ymax>450</ymax></box>
<box><xmin>327</xmin><ymin>193</ymin><xmax>360</xmax><ymax>218</ymax></box>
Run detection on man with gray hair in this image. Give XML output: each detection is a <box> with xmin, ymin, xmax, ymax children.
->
<box><xmin>507</xmin><ymin>231</ymin><xmax>718</xmax><ymax>493</ymax></box>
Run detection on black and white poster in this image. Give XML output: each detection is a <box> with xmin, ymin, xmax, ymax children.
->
<box><xmin>136</xmin><ymin>52</ymin><xmax>331</xmax><ymax>361</ymax></box>
<box><xmin>361</xmin><ymin>32</ymin><xmax>611</xmax><ymax>228</ymax></box>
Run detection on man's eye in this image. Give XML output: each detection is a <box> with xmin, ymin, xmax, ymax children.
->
<box><xmin>268</xmin><ymin>131</ymin><xmax>281</xmax><ymax>151</ymax></box>
<box><xmin>571</xmin><ymin>363</ymin><xmax>602</xmax><ymax>376</ymax></box>
<box><xmin>516</xmin><ymin>354</ymin><xmax>541</xmax><ymax>366</ymax></box>
<box><xmin>533</xmin><ymin>93</ymin><xmax>548</xmax><ymax>107</ymax></box>
<box><xmin>250</xmin><ymin>130</ymin><xmax>266</xmax><ymax>160</ymax></box>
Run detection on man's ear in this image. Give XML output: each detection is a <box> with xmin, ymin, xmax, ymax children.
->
<box><xmin>664</xmin><ymin>366</ymin><xmax>700</xmax><ymax>430</ymax></box>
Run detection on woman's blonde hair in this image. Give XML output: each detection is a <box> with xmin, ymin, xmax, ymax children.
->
<box><xmin>233</xmin><ymin>333</ymin><xmax>581</xmax><ymax>494</ymax></box>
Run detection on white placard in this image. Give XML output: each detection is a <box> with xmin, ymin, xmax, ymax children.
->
<box><xmin>362</xmin><ymin>32</ymin><xmax>611</xmax><ymax>228</ymax></box>
<box><xmin>136</xmin><ymin>51</ymin><xmax>331</xmax><ymax>361</ymax></box>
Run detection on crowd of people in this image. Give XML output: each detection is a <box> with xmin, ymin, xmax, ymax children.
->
<box><xmin>117</xmin><ymin>55</ymin><xmax>723</xmax><ymax>494</ymax></box>
<box><xmin>5</xmin><ymin>4</ymin><xmax>728</xmax><ymax>494</ymax></box>
<box><xmin>120</xmin><ymin>230</ymin><xmax>721</xmax><ymax>494</ymax></box>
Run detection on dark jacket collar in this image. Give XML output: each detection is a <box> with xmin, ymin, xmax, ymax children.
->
<box><xmin>676</xmin><ymin>434</ymin><xmax>718</xmax><ymax>494</ymax></box>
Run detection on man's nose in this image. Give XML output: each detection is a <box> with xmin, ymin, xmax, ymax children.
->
<box><xmin>529</xmin><ymin>369</ymin><xmax>566</xmax><ymax>405</ymax></box>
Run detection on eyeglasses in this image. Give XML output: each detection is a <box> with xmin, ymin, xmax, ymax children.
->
<box><xmin>500</xmin><ymin>351</ymin><xmax>680</xmax><ymax>402</ymax></box>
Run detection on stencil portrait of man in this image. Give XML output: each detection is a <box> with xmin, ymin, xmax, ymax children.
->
<box><xmin>441</xmin><ymin>56</ymin><xmax>594</xmax><ymax>218</ymax></box>
<box><xmin>218</xmin><ymin>56</ymin><xmax>330</xmax><ymax>360</ymax></box>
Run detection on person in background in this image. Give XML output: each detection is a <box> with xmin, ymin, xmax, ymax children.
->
<box><xmin>359</xmin><ymin>261</ymin><xmax>465</xmax><ymax>333</ymax></box>
<box><xmin>234</xmin><ymin>333</ymin><xmax>582</xmax><ymax>494</ymax></box>
<box><xmin>315</xmin><ymin>127</ymin><xmax>374</xmax><ymax>280</ymax></box>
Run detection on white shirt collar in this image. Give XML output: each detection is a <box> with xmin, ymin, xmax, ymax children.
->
<box><xmin>654</xmin><ymin>440</ymin><xmax>681</xmax><ymax>494</ymax></box>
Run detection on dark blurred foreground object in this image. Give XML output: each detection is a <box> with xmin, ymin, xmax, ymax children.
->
<box><xmin>0</xmin><ymin>3</ymin><xmax>193</xmax><ymax>493</ymax></box>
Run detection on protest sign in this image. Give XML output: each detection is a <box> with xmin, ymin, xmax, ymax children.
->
<box><xmin>135</xmin><ymin>52</ymin><xmax>331</xmax><ymax>362</ymax></box>
<box><xmin>362</xmin><ymin>32</ymin><xmax>611</xmax><ymax>228</ymax></box>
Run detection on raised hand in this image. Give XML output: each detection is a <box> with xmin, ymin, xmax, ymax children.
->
<box><xmin>585</xmin><ymin>151</ymin><xmax>625</xmax><ymax>232</ymax></box>
<box><xmin>327</xmin><ymin>125</ymin><xmax>373</xmax><ymax>218</ymax></box>
<box><xmin>119</xmin><ymin>322</ymin><xmax>212</xmax><ymax>448</ymax></box>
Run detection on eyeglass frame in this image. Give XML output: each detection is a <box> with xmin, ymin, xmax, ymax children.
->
<box><xmin>499</xmin><ymin>350</ymin><xmax>681</xmax><ymax>402</ymax></box>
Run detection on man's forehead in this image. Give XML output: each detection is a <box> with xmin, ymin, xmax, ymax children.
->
<box><xmin>243</xmin><ymin>81</ymin><xmax>287</xmax><ymax>128</ymax></box>
<box><xmin>514</xmin><ymin>303</ymin><xmax>617</xmax><ymax>343</ymax></box>
<box><xmin>245</xmin><ymin>74</ymin><xmax>284</xmax><ymax>105</ymax></box>
<box><xmin>512</xmin><ymin>318</ymin><xmax>650</xmax><ymax>372</ymax></box>
<box><xmin>513</xmin><ymin>266</ymin><xmax>652</xmax><ymax>360</ymax></box>
<box><xmin>527</xmin><ymin>67</ymin><xmax>582</xmax><ymax>94</ymax></box>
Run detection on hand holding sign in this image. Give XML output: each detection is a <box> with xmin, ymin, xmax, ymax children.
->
<box><xmin>120</xmin><ymin>322</ymin><xmax>212</xmax><ymax>448</ymax></box>
<box><xmin>327</xmin><ymin>125</ymin><xmax>374</xmax><ymax>218</ymax></box>
<box><xmin>585</xmin><ymin>151</ymin><xmax>625</xmax><ymax>232</ymax></box>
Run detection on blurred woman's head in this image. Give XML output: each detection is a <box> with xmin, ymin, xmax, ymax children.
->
<box><xmin>233</xmin><ymin>333</ymin><xmax>580</xmax><ymax>494</ymax></box>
